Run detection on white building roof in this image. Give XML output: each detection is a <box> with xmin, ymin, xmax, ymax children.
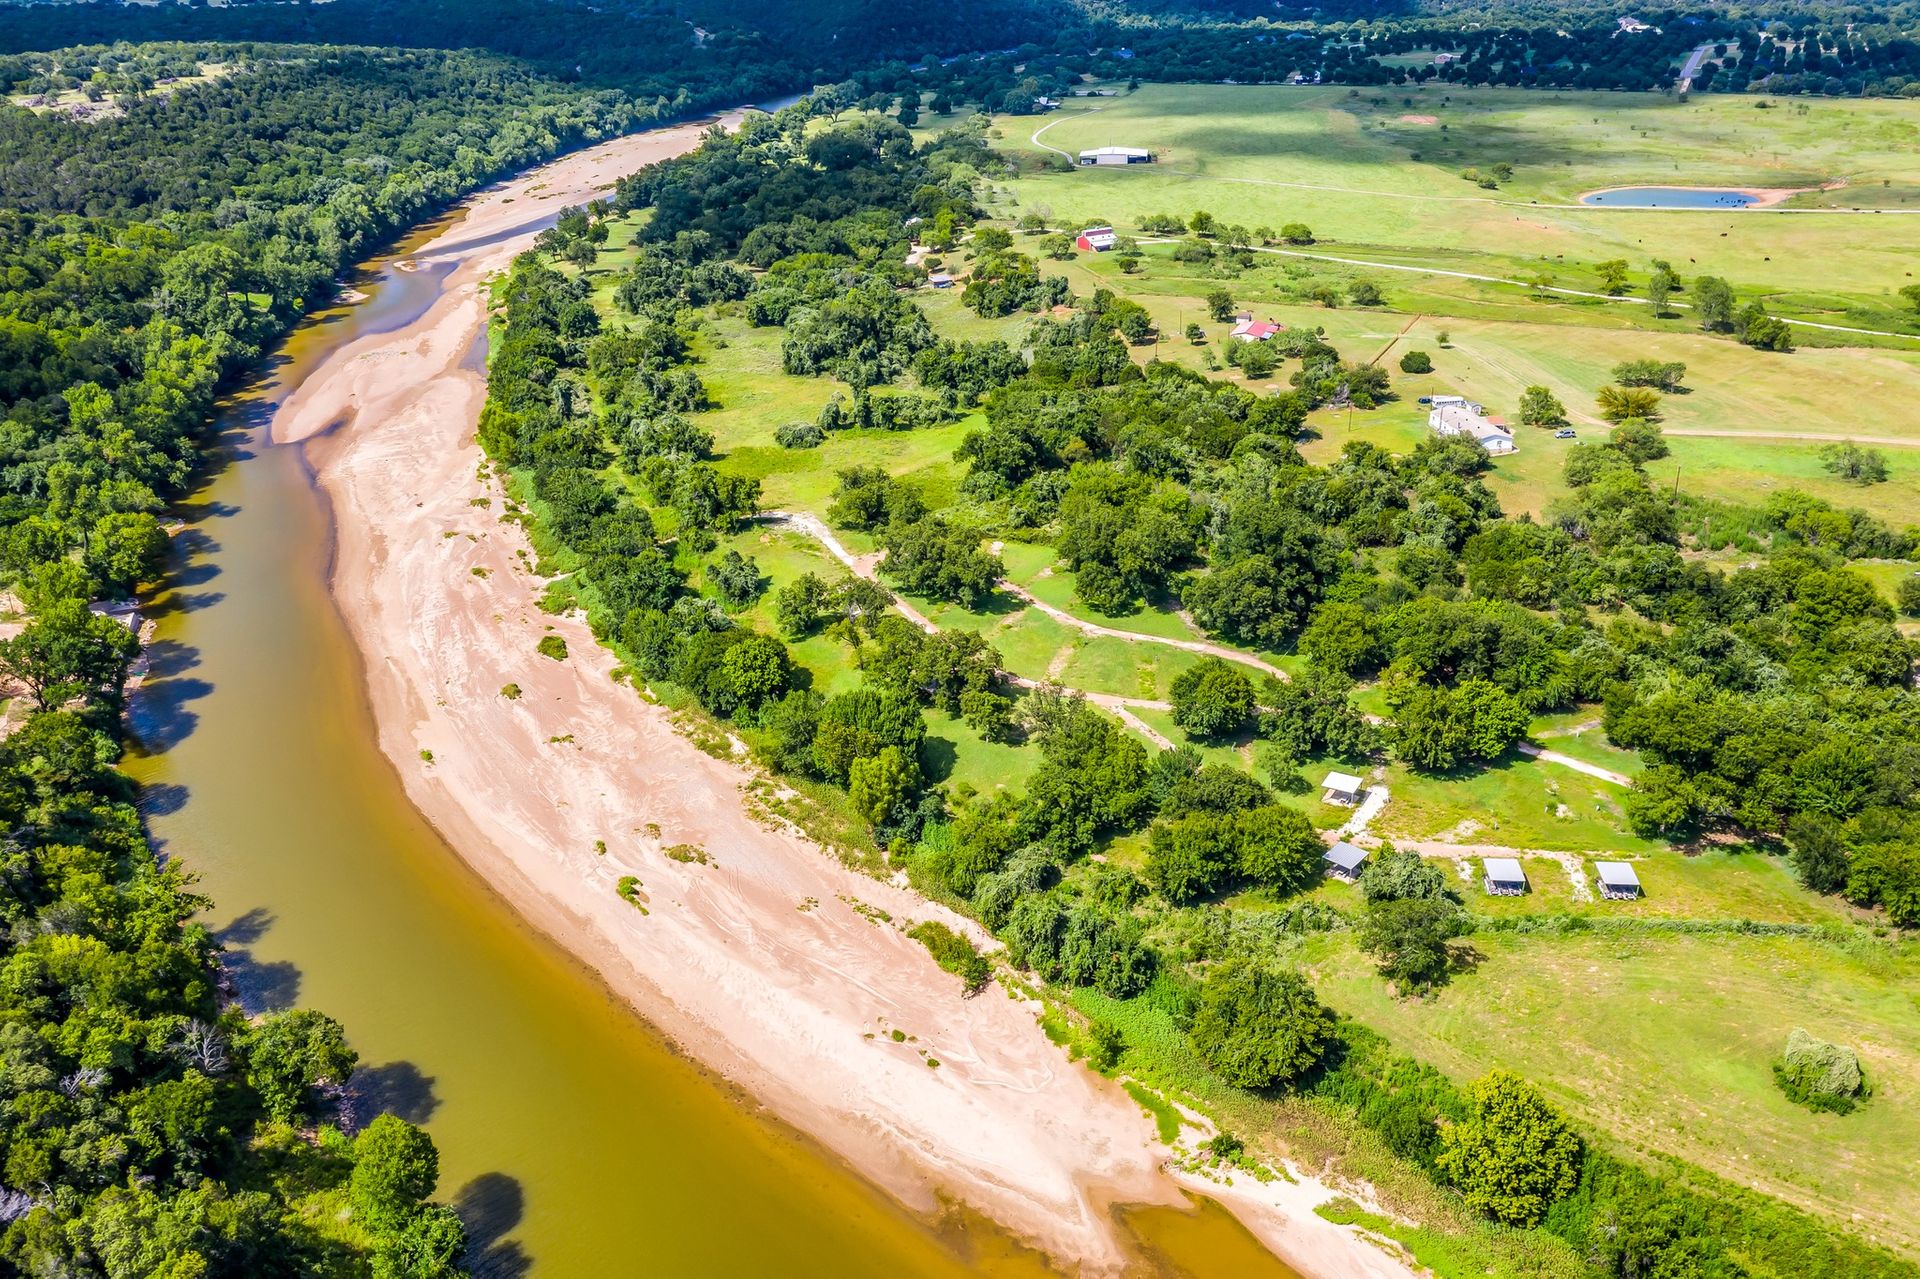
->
<box><xmin>1078</xmin><ymin>146</ymin><xmax>1151</xmax><ymax>159</ymax></box>
<box><xmin>1483</xmin><ymin>857</ymin><xmax>1526</xmax><ymax>882</ymax></box>
<box><xmin>1322</xmin><ymin>770</ymin><xmax>1364</xmax><ymax>792</ymax></box>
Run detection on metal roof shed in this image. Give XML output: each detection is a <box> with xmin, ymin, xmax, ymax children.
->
<box><xmin>1595</xmin><ymin>861</ymin><xmax>1642</xmax><ymax>900</ymax></box>
<box><xmin>1483</xmin><ymin>857</ymin><xmax>1528</xmax><ymax>896</ymax></box>
<box><xmin>1323</xmin><ymin>841</ymin><xmax>1369</xmax><ymax>880</ymax></box>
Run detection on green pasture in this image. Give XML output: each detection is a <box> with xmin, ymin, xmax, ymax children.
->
<box><xmin>1307</xmin><ymin>928</ymin><xmax>1920</xmax><ymax>1260</ymax></box>
<box><xmin>992</xmin><ymin>83</ymin><xmax>1920</xmax><ymax>304</ymax></box>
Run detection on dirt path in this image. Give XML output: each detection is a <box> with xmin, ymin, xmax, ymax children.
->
<box><xmin>1516</xmin><ymin>741</ymin><xmax>1632</xmax><ymax>786</ymax></box>
<box><xmin>1029</xmin><ymin>108</ymin><xmax>1098</xmax><ymax>160</ymax></box>
<box><xmin>1663</xmin><ymin>428</ymin><xmax>1920</xmax><ymax>448</ymax></box>
<box><xmin>998</xmin><ymin>578</ymin><xmax>1290</xmax><ymax>680</ymax></box>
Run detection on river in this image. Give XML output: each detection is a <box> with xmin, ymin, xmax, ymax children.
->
<box><xmin>121</xmin><ymin>134</ymin><xmax>1309</xmax><ymax>1278</ymax></box>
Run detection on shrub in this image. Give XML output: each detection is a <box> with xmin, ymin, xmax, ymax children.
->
<box><xmin>537</xmin><ymin>635</ymin><xmax>568</xmax><ymax>661</ymax></box>
<box><xmin>775</xmin><ymin>421</ymin><xmax>825</xmax><ymax>449</ymax></box>
<box><xmin>1773</xmin><ymin>1028</ymin><xmax>1865</xmax><ymax>1113</ymax></box>
<box><xmin>907</xmin><ymin>920</ymin><xmax>991</xmax><ymax>994</ymax></box>
<box><xmin>1398</xmin><ymin>350</ymin><xmax>1432</xmax><ymax>374</ymax></box>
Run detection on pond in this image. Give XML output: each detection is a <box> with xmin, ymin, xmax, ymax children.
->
<box><xmin>1579</xmin><ymin>186</ymin><xmax>1761</xmax><ymax>209</ymax></box>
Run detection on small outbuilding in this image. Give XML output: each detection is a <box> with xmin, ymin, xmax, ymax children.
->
<box><xmin>1321</xmin><ymin>771</ymin><xmax>1364</xmax><ymax>806</ymax></box>
<box><xmin>1595</xmin><ymin>861</ymin><xmax>1643</xmax><ymax>900</ymax></box>
<box><xmin>1323</xmin><ymin>841</ymin><xmax>1369</xmax><ymax>881</ymax></box>
<box><xmin>1482</xmin><ymin>857</ymin><xmax>1528</xmax><ymax>896</ymax></box>
<box><xmin>1077</xmin><ymin>146</ymin><xmax>1154</xmax><ymax>166</ymax></box>
<box><xmin>927</xmin><ymin>271</ymin><xmax>954</xmax><ymax>289</ymax></box>
<box><xmin>1075</xmin><ymin>226</ymin><xmax>1118</xmax><ymax>252</ymax></box>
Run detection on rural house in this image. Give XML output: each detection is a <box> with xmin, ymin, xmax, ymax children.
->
<box><xmin>1231</xmin><ymin>314</ymin><xmax>1283</xmax><ymax>341</ymax></box>
<box><xmin>1075</xmin><ymin>226</ymin><xmax>1118</xmax><ymax>251</ymax></box>
<box><xmin>1428</xmin><ymin>395</ymin><xmax>1516</xmax><ymax>455</ymax></box>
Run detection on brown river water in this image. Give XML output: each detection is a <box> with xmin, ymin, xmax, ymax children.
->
<box><xmin>122</xmin><ymin>167</ymin><xmax>1302</xmax><ymax>1278</ymax></box>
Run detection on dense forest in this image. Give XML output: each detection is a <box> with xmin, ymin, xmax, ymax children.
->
<box><xmin>480</xmin><ymin>99</ymin><xmax>1917</xmax><ymax>1277</ymax></box>
<box><xmin>11</xmin><ymin>0</ymin><xmax>1920</xmax><ymax>100</ymax></box>
<box><xmin>0</xmin><ymin>38</ymin><xmax>727</xmax><ymax>1279</ymax></box>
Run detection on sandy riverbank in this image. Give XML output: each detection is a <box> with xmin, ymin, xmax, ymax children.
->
<box><xmin>270</xmin><ymin>113</ymin><xmax>1413</xmax><ymax>1279</ymax></box>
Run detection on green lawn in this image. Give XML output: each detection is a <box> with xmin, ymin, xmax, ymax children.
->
<box><xmin>1376</xmin><ymin>756</ymin><xmax>1659</xmax><ymax>855</ymax></box>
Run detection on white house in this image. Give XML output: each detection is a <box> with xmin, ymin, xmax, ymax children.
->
<box><xmin>1077</xmin><ymin>146</ymin><xmax>1154</xmax><ymax>166</ymax></box>
<box><xmin>1074</xmin><ymin>226</ymin><xmax>1117</xmax><ymax>251</ymax></box>
<box><xmin>1428</xmin><ymin>398</ymin><xmax>1516</xmax><ymax>455</ymax></box>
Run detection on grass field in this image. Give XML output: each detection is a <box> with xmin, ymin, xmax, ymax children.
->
<box><xmin>1306</xmin><ymin>928</ymin><xmax>1920</xmax><ymax>1260</ymax></box>
<box><xmin>992</xmin><ymin>84</ymin><xmax>1920</xmax><ymax>306</ymax></box>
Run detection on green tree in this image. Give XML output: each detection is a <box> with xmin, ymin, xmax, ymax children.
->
<box><xmin>1206</xmin><ymin>289</ymin><xmax>1235</xmax><ymax>322</ymax></box>
<box><xmin>774</xmin><ymin>572</ymin><xmax>828</xmax><ymax>638</ymax></box>
<box><xmin>1517</xmin><ymin>385</ymin><xmax>1566</xmax><ymax>427</ymax></box>
<box><xmin>1348</xmin><ymin>280</ymin><xmax>1385</xmax><ymax>307</ymax></box>
<box><xmin>1646</xmin><ymin>261</ymin><xmax>1682</xmax><ymax>314</ymax></box>
<box><xmin>1398</xmin><ymin>350</ymin><xmax>1432</xmax><ymax>374</ymax></box>
<box><xmin>707</xmin><ymin>549</ymin><xmax>763</xmax><ymax>608</ymax></box>
<box><xmin>1609</xmin><ymin>420</ymin><xmax>1668</xmax><ymax>462</ymax></box>
<box><xmin>245</xmin><ymin>1009</ymin><xmax>357</xmax><ymax>1124</ymax></box>
<box><xmin>351</xmin><ymin>1115</ymin><xmax>442</xmax><ymax>1234</ymax></box>
<box><xmin>1595</xmin><ymin>259</ymin><xmax>1631</xmax><ymax>294</ymax></box>
<box><xmin>1357</xmin><ymin>897</ymin><xmax>1467</xmax><ymax>992</ymax></box>
<box><xmin>0</xmin><ymin>598</ymin><xmax>141</xmax><ymax>712</ymax></box>
<box><xmin>1897</xmin><ymin>575</ymin><xmax>1920</xmax><ymax>619</ymax></box>
<box><xmin>372</xmin><ymin>1204</ymin><xmax>469</xmax><ymax>1279</ymax></box>
<box><xmin>1188</xmin><ymin>960</ymin><xmax>1335</xmax><ymax>1089</ymax></box>
<box><xmin>1233</xmin><ymin>805</ymin><xmax>1324</xmax><ymax>893</ymax></box>
<box><xmin>1595</xmin><ymin>384</ymin><xmax>1661</xmax><ymax>423</ymax></box>
<box><xmin>1436</xmin><ymin>1070</ymin><xmax>1583</xmax><ymax>1226</ymax></box>
<box><xmin>1168</xmin><ymin>658</ymin><xmax>1256</xmax><ymax>739</ymax></box>
<box><xmin>1901</xmin><ymin>283</ymin><xmax>1920</xmax><ymax>315</ymax></box>
<box><xmin>1692</xmin><ymin>275</ymin><xmax>1735</xmax><ymax>331</ymax></box>
<box><xmin>1819</xmin><ymin>441</ymin><xmax>1889</xmax><ymax>485</ymax></box>
<box><xmin>847</xmin><ymin>746</ymin><xmax>919</xmax><ymax>827</ymax></box>
<box><xmin>1279</xmin><ymin>222</ymin><xmax>1313</xmax><ymax>245</ymax></box>
<box><xmin>1359</xmin><ymin>845</ymin><xmax>1457</xmax><ymax>903</ymax></box>
<box><xmin>1188</xmin><ymin>210</ymin><xmax>1217</xmax><ymax>237</ymax></box>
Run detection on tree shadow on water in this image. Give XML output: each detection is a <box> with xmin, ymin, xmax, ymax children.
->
<box><xmin>454</xmin><ymin>1173</ymin><xmax>532</xmax><ymax>1279</ymax></box>
<box><xmin>344</xmin><ymin>1060</ymin><xmax>441</xmax><ymax>1127</ymax></box>
<box><xmin>212</xmin><ymin>908</ymin><xmax>302</xmax><ymax>1013</ymax></box>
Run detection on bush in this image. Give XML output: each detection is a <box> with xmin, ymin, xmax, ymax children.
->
<box><xmin>1398</xmin><ymin>350</ymin><xmax>1432</xmax><ymax>374</ymax></box>
<box><xmin>907</xmin><ymin>920</ymin><xmax>992</xmax><ymax>994</ymax></box>
<box><xmin>1773</xmin><ymin>1028</ymin><xmax>1865</xmax><ymax>1113</ymax></box>
<box><xmin>537</xmin><ymin>634</ymin><xmax>568</xmax><ymax>661</ymax></box>
<box><xmin>775</xmin><ymin>421</ymin><xmax>825</xmax><ymax>448</ymax></box>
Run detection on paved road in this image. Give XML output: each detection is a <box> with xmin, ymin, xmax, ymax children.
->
<box><xmin>1677</xmin><ymin>42</ymin><xmax>1715</xmax><ymax>93</ymax></box>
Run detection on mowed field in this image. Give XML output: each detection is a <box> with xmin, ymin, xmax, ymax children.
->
<box><xmin>1305</xmin><ymin>927</ymin><xmax>1920</xmax><ymax>1261</ymax></box>
<box><xmin>992</xmin><ymin>84</ymin><xmax>1920</xmax><ymax>315</ymax></box>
